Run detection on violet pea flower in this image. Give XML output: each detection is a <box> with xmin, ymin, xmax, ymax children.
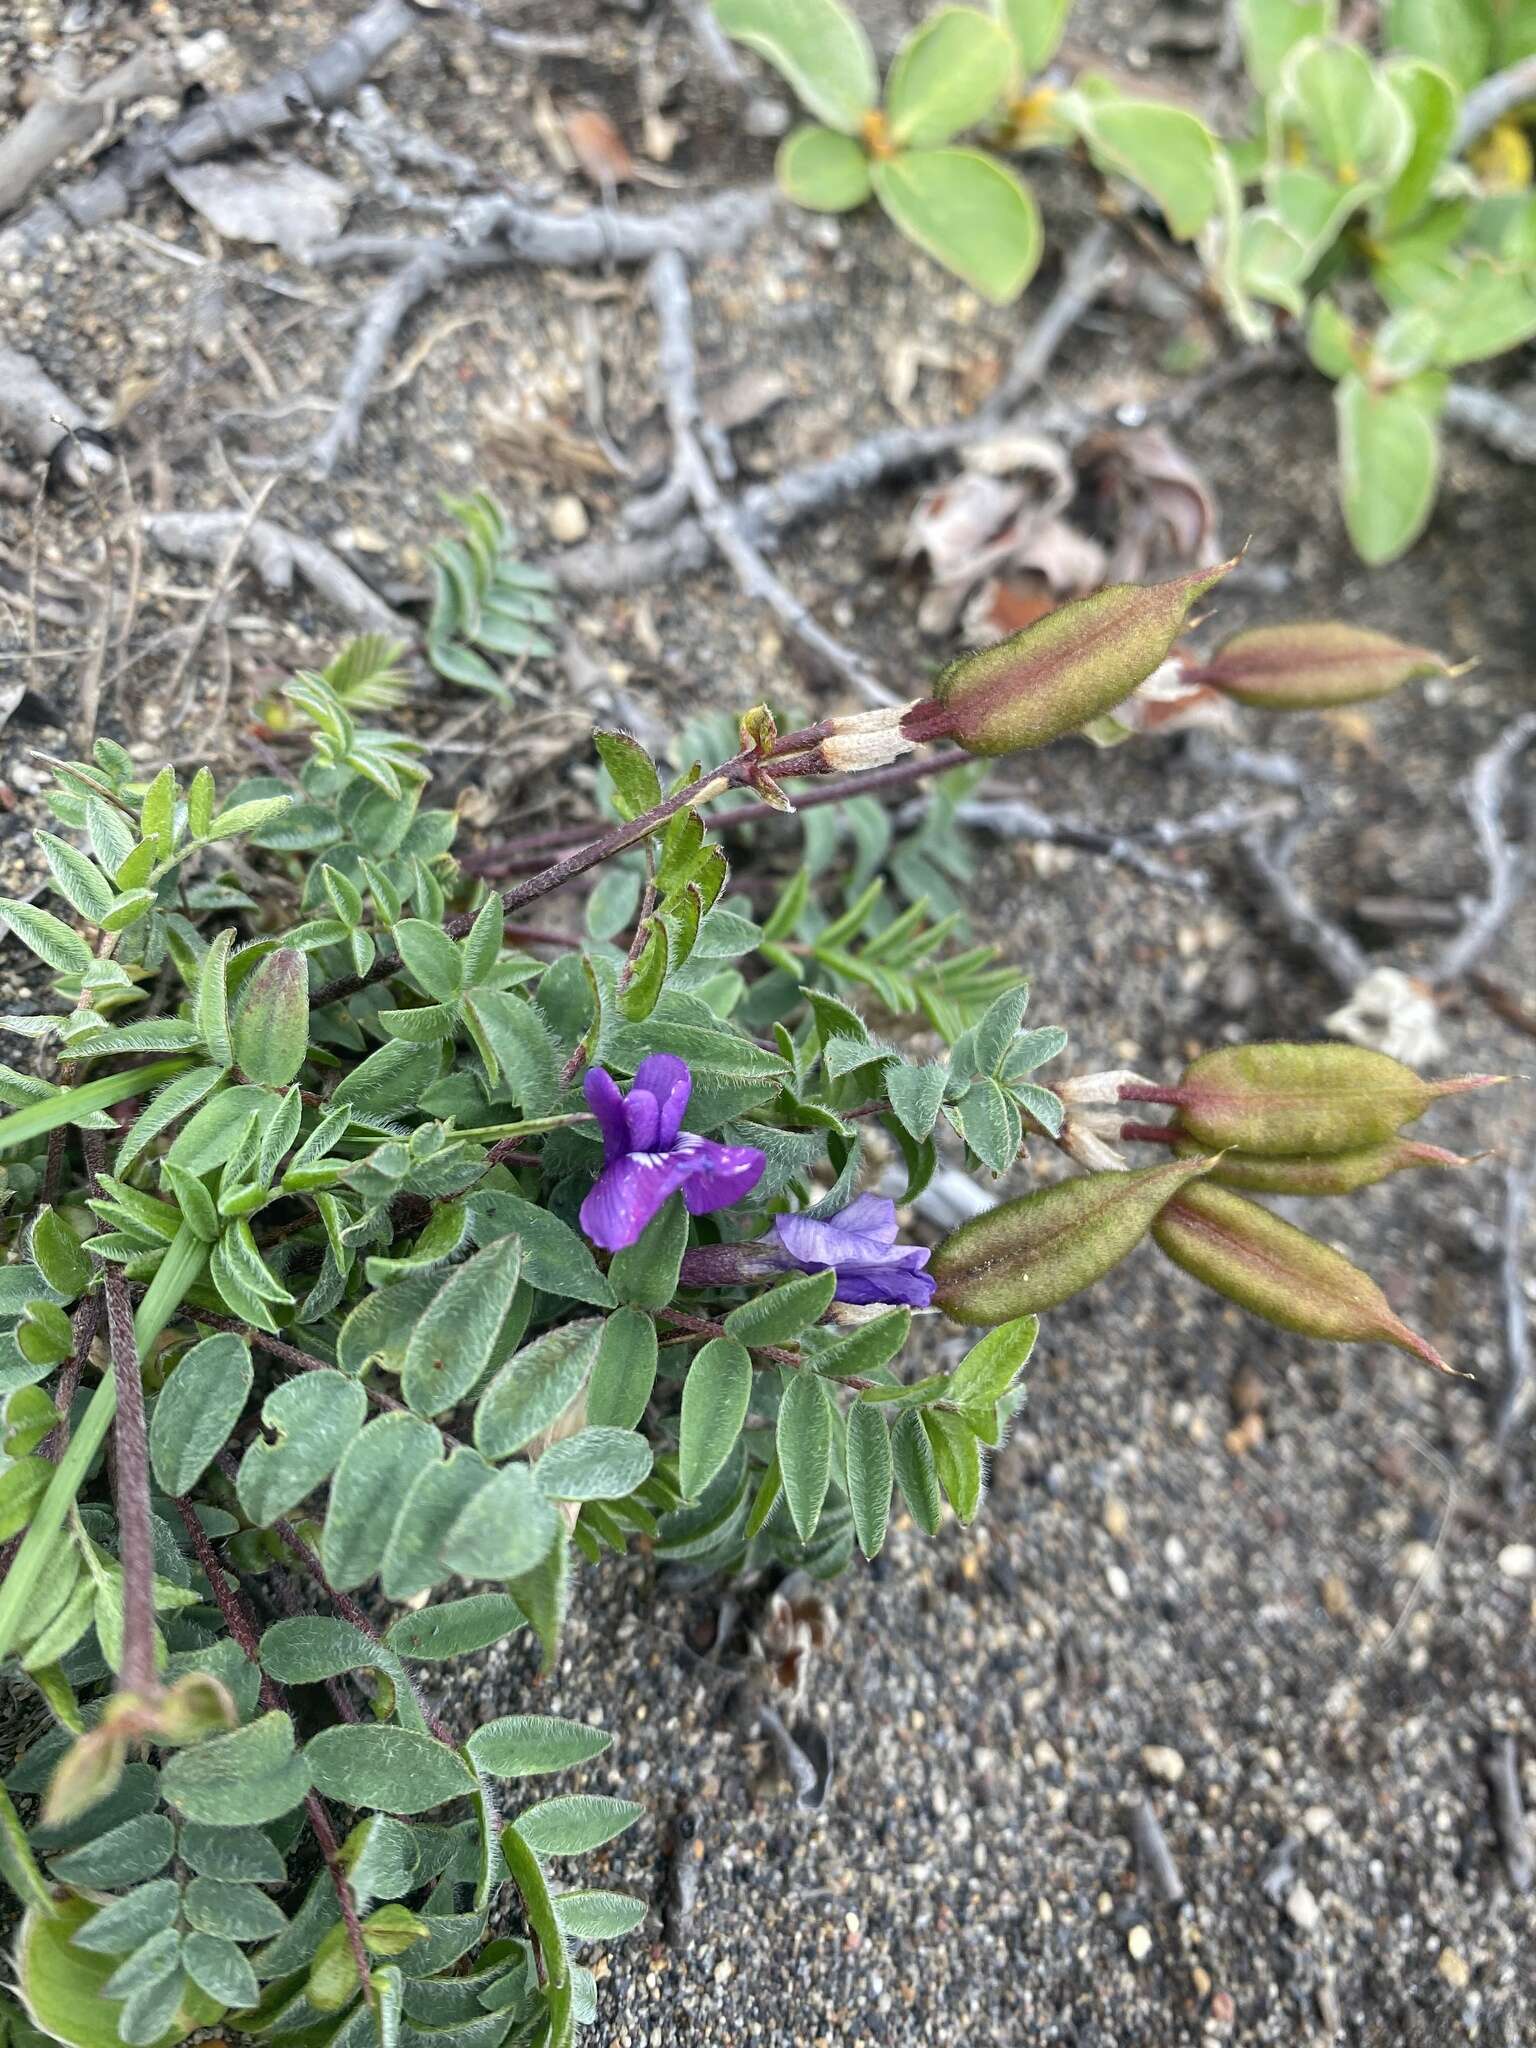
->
<box><xmin>579</xmin><ymin>1055</ymin><xmax>766</xmax><ymax>1252</ymax></box>
<box><xmin>771</xmin><ymin>1193</ymin><xmax>935</xmax><ymax>1307</ymax></box>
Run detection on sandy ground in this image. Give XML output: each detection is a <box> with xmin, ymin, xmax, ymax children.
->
<box><xmin>1</xmin><ymin>3</ymin><xmax>1534</xmax><ymax>2043</ymax></box>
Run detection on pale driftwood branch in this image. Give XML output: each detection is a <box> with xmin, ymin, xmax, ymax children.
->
<box><xmin>647</xmin><ymin>247</ymin><xmax>896</xmax><ymax>708</ymax></box>
<box><xmin>1482</xmin><ymin>1732</ymin><xmax>1534</xmax><ymax>1892</ymax></box>
<box><xmin>1456</xmin><ymin>56</ymin><xmax>1536</xmax><ymax>150</ymax></box>
<box><xmin>0</xmin><ymin>346</ymin><xmax>111</xmax><ymax>486</ymax></box>
<box><xmin>1493</xmin><ymin>1149</ymin><xmax>1534</xmax><ymax>1449</ymax></box>
<box><xmin>1240</xmin><ymin>815</ymin><xmax>1370</xmax><ymax>992</ymax></box>
<box><xmin>558</xmin><ymin>224</ymin><xmax>1114</xmax><ymax>597</ymax></box>
<box><xmin>299</xmin><ymin>188</ymin><xmax>771</xmax><ymax>474</ymax></box>
<box><xmin>142</xmin><ymin>511</ymin><xmax>411</xmax><ymax>637</ymax></box>
<box><xmin>1445</xmin><ymin>384</ymin><xmax>1536</xmax><ymax>465</ymax></box>
<box><xmin>906</xmin><ymin>794</ymin><xmax>1229</xmax><ymax>893</ymax></box>
<box><xmin>0</xmin><ymin>47</ymin><xmax>170</xmax><ymax>219</ymax></box>
<box><xmin>0</xmin><ymin>0</ymin><xmax>420</xmax><ymax>264</ymax></box>
<box><xmin>1430</xmin><ymin>712</ymin><xmax>1536</xmax><ymax>986</ymax></box>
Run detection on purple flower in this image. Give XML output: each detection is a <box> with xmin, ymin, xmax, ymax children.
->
<box><xmin>770</xmin><ymin>1193</ymin><xmax>935</xmax><ymax>1308</ymax></box>
<box><xmin>579</xmin><ymin>1056</ymin><xmax>766</xmax><ymax>1252</ymax></box>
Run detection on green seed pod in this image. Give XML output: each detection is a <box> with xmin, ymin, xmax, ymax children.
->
<box><xmin>932</xmin><ymin>557</ymin><xmax>1239</xmax><ymax>755</ymax></box>
<box><xmin>1127</xmin><ymin>1042</ymin><xmax>1501</xmax><ymax>1157</ymax></box>
<box><xmin>1151</xmin><ymin>1181</ymin><xmax>1451</xmax><ymax>1373</ymax></box>
<box><xmin>1195</xmin><ymin>621</ymin><xmax>1450</xmax><ymax>710</ymax></box>
<box><xmin>232</xmin><ymin>947</ymin><xmax>310</xmax><ymax>1086</ymax></box>
<box><xmin>1167</xmin><ymin>1131</ymin><xmax>1476</xmax><ymax>1196</ymax></box>
<box><xmin>932</xmin><ymin>1155</ymin><xmax>1216</xmax><ymax>1325</ymax></box>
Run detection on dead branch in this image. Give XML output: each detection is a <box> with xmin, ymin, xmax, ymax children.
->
<box><xmin>1445</xmin><ymin>384</ymin><xmax>1536</xmax><ymax>466</ymax></box>
<box><xmin>1129</xmin><ymin>1796</ymin><xmax>1185</xmax><ymax>1905</ymax></box>
<box><xmin>0</xmin><ymin>345</ymin><xmax>112</xmax><ymax>486</ymax></box>
<box><xmin>1482</xmin><ymin>1732</ymin><xmax>1534</xmax><ymax>1893</ymax></box>
<box><xmin>647</xmin><ymin>247</ymin><xmax>895</xmax><ymax>707</ymax></box>
<box><xmin>1493</xmin><ymin>1148</ymin><xmax>1535</xmax><ymax>1449</ymax></box>
<box><xmin>0</xmin><ymin>46</ymin><xmax>170</xmax><ymax>219</ymax></box>
<box><xmin>921</xmin><ymin>795</ymin><xmax>1208</xmax><ymax>892</ymax></box>
<box><xmin>1456</xmin><ymin>56</ymin><xmax>1536</xmax><ymax>150</ymax></box>
<box><xmin>1240</xmin><ymin>813</ymin><xmax>1370</xmax><ymax>993</ymax></box>
<box><xmin>0</xmin><ymin>0</ymin><xmax>420</xmax><ymax>264</ymax></box>
<box><xmin>142</xmin><ymin>510</ymin><xmax>412</xmax><ymax>638</ymax></box>
<box><xmin>558</xmin><ymin>225</ymin><xmax>1115</xmax><ymax>596</ymax></box>
<box><xmin>1430</xmin><ymin>712</ymin><xmax>1536</xmax><ymax>986</ymax></box>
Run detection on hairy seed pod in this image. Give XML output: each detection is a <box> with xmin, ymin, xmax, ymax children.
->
<box><xmin>931</xmin><ymin>557</ymin><xmax>1239</xmax><ymax>755</ymax></box>
<box><xmin>1123</xmin><ymin>1042</ymin><xmax>1501</xmax><ymax>1157</ymax></box>
<box><xmin>1166</xmin><ymin>1132</ymin><xmax>1477</xmax><ymax>1196</ymax></box>
<box><xmin>1194</xmin><ymin>621</ymin><xmax>1450</xmax><ymax>710</ymax></box>
<box><xmin>932</xmin><ymin>1156</ymin><xmax>1215</xmax><ymax>1325</ymax></box>
<box><xmin>1151</xmin><ymin>1181</ymin><xmax>1451</xmax><ymax>1373</ymax></box>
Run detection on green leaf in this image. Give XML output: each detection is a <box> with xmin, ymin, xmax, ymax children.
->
<box><xmin>679</xmin><ymin>1337</ymin><xmax>752</xmax><ymax>1500</ymax></box>
<box><xmin>723</xmin><ymin>1268</ymin><xmax>836</xmax><ymax>1346</ymax></box>
<box><xmin>466</xmin><ymin>1716</ymin><xmax>611</xmax><ymax>1778</ymax></box>
<box><xmin>0</xmin><ymin>898</ymin><xmax>93</xmax><ymax>975</ymax></box>
<box><xmin>1378</xmin><ymin>55</ymin><xmax>1459</xmax><ymax>235</ymax></box>
<box><xmin>886</xmin><ymin>1061</ymin><xmax>947</xmax><ymax>1141</ymax></box>
<box><xmin>1280</xmin><ymin>35</ymin><xmax>1411</xmax><ymax>184</ymax></box>
<box><xmin>470</xmin><ymin>1189</ymin><xmax>614</xmax><ymax>1308</ymax></box>
<box><xmin>553</xmin><ymin>1891</ymin><xmax>647</xmax><ymax>1941</ymax></box>
<box><xmin>394</xmin><ymin>919</ymin><xmax>464</xmax><ymax>1002</ymax></box>
<box><xmin>776</xmin><ymin>124</ymin><xmax>873</xmax><ymax>211</ymax></box>
<box><xmin>205</xmin><ymin>796</ymin><xmax>294</xmax><ymax>841</ymax></box>
<box><xmin>304</xmin><ymin>1726</ymin><xmax>475</xmax><ymax>1816</ymax></box>
<box><xmin>36</xmin><ymin>833</ymin><xmax>113</xmax><ymax>924</ymax></box>
<box><xmin>1383</xmin><ymin>0</ymin><xmax>1490</xmax><ymax>89</ymax></box>
<box><xmin>380</xmin><ymin>1448</ymin><xmax>497</xmax><ymax>1600</ymax></box>
<box><xmin>534</xmin><ymin>1427</ymin><xmax>652</xmax><ymax>1502</ymax></box>
<box><xmin>161</xmin><ymin>1711</ymin><xmax>311</xmax><ymax>1826</ymax></box>
<box><xmin>475</xmin><ymin>1319</ymin><xmax>602</xmax><ymax>1461</ymax></box>
<box><xmin>885</xmin><ymin>7</ymin><xmax>1011</xmax><ymax>148</ymax></box>
<box><xmin>400</xmin><ymin>1236</ymin><xmax>524</xmax><ymax>1417</ymax></box>
<box><xmin>499</xmin><ymin>1825</ymin><xmax>568</xmax><ymax>1996</ymax></box>
<box><xmin>948</xmin><ymin>1076</ymin><xmax>1020</xmax><ymax>1174</ymax></box>
<box><xmin>386</xmin><ymin>1591</ymin><xmax>524</xmax><ymax>1661</ymax></box>
<box><xmin>1077</xmin><ymin>93</ymin><xmax>1220</xmax><ymax>240</ymax></box>
<box><xmin>461</xmin><ymin>990</ymin><xmax>562</xmax><ymax>1110</ymax></box>
<box><xmin>148</xmin><ymin>1333</ymin><xmax>252</xmax><ymax>1496</ymax></box>
<box><xmin>776</xmin><ymin>1371</ymin><xmax>833</xmax><ymax>1541</ymax></box>
<box><xmin>845</xmin><ymin>1403</ymin><xmax>893</xmax><ymax>1558</ymax></box>
<box><xmin>713</xmin><ymin>0</ymin><xmax>878</xmax><ymax>134</ymax></box>
<box><xmin>183</xmin><ymin>1875</ymin><xmax>290</xmax><ymax>1940</ymax></box>
<box><xmin>1236</xmin><ymin>0</ymin><xmax>1334</xmax><ymax>93</ymax></box>
<box><xmin>1335</xmin><ymin>368</ymin><xmax>1444</xmax><ymax>563</ymax></box>
<box><xmin>607</xmin><ymin>1193</ymin><xmax>689</xmax><ymax>1309</ymax></box>
<box><xmin>923</xmin><ymin>1408</ymin><xmax>983</xmax><ymax>1522</ymax></box>
<box><xmin>28</xmin><ymin>1206</ymin><xmax>93</xmax><ymax>1298</ymax></box>
<box><xmin>69</xmin><ymin>1880</ymin><xmax>181</xmax><ymax>1953</ymax></box>
<box><xmin>236</xmin><ymin>1373</ymin><xmax>368</xmax><ymax>1525</ymax></box>
<box><xmin>506</xmin><ymin>1524</ymin><xmax>570</xmax><ymax>1675</ymax></box>
<box><xmin>969</xmin><ymin>982</ymin><xmax>1029</xmax><ymax>1077</ymax></box>
<box><xmin>323</xmin><ymin>1414</ymin><xmax>442</xmax><ymax>1590</ymax></box>
<box><xmin>440</xmin><ymin>1460</ymin><xmax>560</xmax><ymax>1579</ymax></box>
<box><xmin>179</xmin><ymin>1822</ymin><xmax>286</xmax><ymax>1882</ymax></box>
<box><xmin>510</xmin><ymin>1794</ymin><xmax>641</xmax><ymax>1859</ymax></box>
<box><xmin>997</xmin><ymin>0</ymin><xmax>1072</xmax><ymax>73</ymax></box>
<box><xmin>586</xmin><ymin>1309</ymin><xmax>658</xmax><ymax>1431</ymax></box>
<box><xmin>49</xmin><ymin>1814</ymin><xmax>174</xmax><ymax>1887</ymax></box>
<box><xmin>949</xmin><ymin>1314</ymin><xmax>1037</xmax><ymax>1405</ymax></box>
<box><xmin>195</xmin><ymin>928</ymin><xmax>236</xmax><ymax>1070</ymax></box>
<box><xmin>182</xmin><ymin>1931</ymin><xmax>259</xmax><ymax>2011</ymax></box>
<box><xmin>20</xmin><ymin>1900</ymin><xmax>156</xmax><ymax>2048</ymax></box>
<box><xmin>890</xmin><ymin>1407</ymin><xmax>941</xmax><ymax>1534</ymax></box>
<box><xmin>0</xmin><ymin>1057</ymin><xmax>196</xmax><ymax>1155</ymax></box>
<box><xmin>871</xmin><ymin>148</ymin><xmax>1041</xmax><ymax>305</ymax></box>
<box><xmin>593</xmin><ymin>731</ymin><xmax>663</xmax><ymax>820</ymax></box>
<box><xmin>619</xmin><ymin>919</ymin><xmax>668</xmax><ymax>1023</ymax></box>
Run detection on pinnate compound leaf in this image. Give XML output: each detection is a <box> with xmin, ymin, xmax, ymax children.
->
<box><xmin>871</xmin><ymin>149</ymin><xmax>1042</xmax><ymax>305</ymax></box>
<box><xmin>714</xmin><ymin>0</ymin><xmax>878</xmax><ymax>134</ymax></box>
<box><xmin>304</xmin><ymin>1726</ymin><xmax>476</xmax><ymax>1815</ymax></box>
<box><xmin>776</xmin><ymin>125</ymin><xmax>873</xmax><ymax>211</ymax></box>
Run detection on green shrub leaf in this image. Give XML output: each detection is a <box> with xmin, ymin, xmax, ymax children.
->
<box><xmin>714</xmin><ymin>0</ymin><xmax>878</xmax><ymax>134</ymax></box>
<box><xmin>885</xmin><ymin>7</ymin><xmax>1011</xmax><ymax>148</ymax></box>
<box><xmin>871</xmin><ymin>149</ymin><xmax>1042</xmax><ymax>304</ymax></box>
<box><xmin>776</xmin><ymin>124</ymin><xmax>873</xmax><ymax>210</ymax></box>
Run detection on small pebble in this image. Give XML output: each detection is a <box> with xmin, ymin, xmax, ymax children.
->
<box><xmin>1103</xmin><ymin>1497</ymin><xmax>1130</xmax><ymax>1541</ymax></box>
<box><xmin>1437</xmin><ymin>1946</ymin><xmax>1470</xmax><ymax>1990</ymax></box>
<box><xmin>1142</xmin><ymin>1744</ymin><xmax>1186</xmax><ymax>1786</ymax></box>
<box><xmin>1497</xmin><ymin>1543</ymin><xmax>1536</xmax><ymax>1580</ymax></box>
<box><xmin>1127</xmin><ymin>1924</ymin><xmax>1152</xmax><ymax>1962</ymax></box>
<box><xmin>1285</xmin><ymin>1882</ymin><xmax>1321</xmax><ymax>1934</ymax></box>
<box><xmin>547</xmin><ymin>493</ymin><xmax>590</xmax><ymax>543</ymax></box>
<box><xmin>1302</xmin><ymin>1805</ymin><xmax>1335</xmax><ymax>1838</ymax></box>
<box><xmin>1106</xmin><ymin>1564</ymin><xmax>1131</xmax><ymax>1601</ymax></box>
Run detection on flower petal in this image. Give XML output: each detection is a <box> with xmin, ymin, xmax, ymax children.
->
<box><xmin>773</xmin><ymin>1206</ymin><xmax>896</xmax><ymax>1270</ymax></box>
<box><xmin>831</xmin><ymin>1253</ymin><xmax>935</xmax><ymax>1308</ymax></box>
<box><xmin>579</xmin><ymin>1151</ymin><xmax>694</xmax><ymax>1251</ymax></box>
<box><xmin>583</xmin><ymin>1066</ymin><xmax>629</xmax><ymax>1163</ymax></box>
<box><xmin>676</xmin><ymin>1136</ymin><xmax>767</xmax><ymax>1216</ymax></box>
<box><xmin>622</xmin><ymin>1087</ymin><xmax>662</xmax><ymax>1154</ymax></box>
<box><xmin>830</xmin><ymin>1193</ymin><xmax>899</xmax><ymax>1245</ymax></box>
<box><xmin>632</xmin><ymin>1054</ymin><xmax>691</xmax><ymax>1148</ymax></box>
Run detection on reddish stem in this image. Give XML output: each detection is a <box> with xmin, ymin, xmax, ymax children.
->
<box><xmin>1119</xmin><ymin>1121</ymin><xmax>1180</xmax><ymax>1145</ymax></box>
<box><xmin>1115</xmin><ymin>1083</ymin><xmax>1185</xmax><ymax>1107</ymax></box>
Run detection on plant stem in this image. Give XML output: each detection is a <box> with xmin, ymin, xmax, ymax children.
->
<box><xmin>0</xmin><ymin>1778</ymin><xmax>56</xmax><ymax>1917</ymax></box>
<box><xmin>0</xmin><ymin>1222</ymin><xmax>205</xmax><ymax>1668</ymax></box>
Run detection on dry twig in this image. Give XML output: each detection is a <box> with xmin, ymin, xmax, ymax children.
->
<box><xmin>142</xmin><ymin>510</ymin><xmax>411</xmax><ymax>637</ymax></box>
<box><xmin>1430</xmin><ymin>712</ymin><xmax>1536</xmax><ymax>986</ymax></box>
<box><xmin>1482</xmin><ymin>1732</ymin><xmax>1534</xmax><ymax>1893</ymax></box>
<box><xmin>647</xmin><ymin>248</ymin><xmax>895</xmax><ymax>706</ymax></box>
<box><xmin>1493</xmin><ymin>1148</ymin><xmax>1535</xmax><ymax>1449</ymax></box>
<box><xmin>1445</xmin><ymin>384</ymin><xmax>1536</xmax><ymax>466</ymax></box>
<box><xmin>0</xmin><ymin>46</ymin><xmax>170</xmax><ymax>218</ymax></box>
<box><xmin>0</xmin><ymin>346</ymin><xmax>111</xmax><ymax>487</ymax></box>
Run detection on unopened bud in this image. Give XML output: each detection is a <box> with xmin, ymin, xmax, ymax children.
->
<box><xmin>931</xmin><ymin>1155</ymin><xmax>1215</xmax><ymax>1325</ymax></box>
<box><xmin>152</xmin><ymin>1670</ymin><xmax>239</xmax><ymax>1745</ymax></box>
<box><xmin>1192</xmin><ymin>622</ymin><xmax>1451</xmax><ymax>710</ymax></box>
<box><xmin>43</xmin><ymin>1724</ymin><xmax>128</xmax><ymax>1826</ymax></box>
<box><xmin>1151</xmin><ymin>1181</ymin><xmax>1453</xmax><ymax>1374</ymax></box>
<box><xmin>1165</xmin><ymin>1131</ymin><xmax>1477</xmax><ymax>1197</ymax></box>
<box><xmin>232</xmin><ymin>946</ymin><xmax>309</xmax><ymax>1085</ymax></box>
<box><xmin>931</xmin><ymin>558</ymin><xmax>1239</xmax><ymax>755</ymax></box>
<box><xmin>1121</xmin><ymin>1043</ymin><xmax>1501</xmax><ymax>1157</ymax></box>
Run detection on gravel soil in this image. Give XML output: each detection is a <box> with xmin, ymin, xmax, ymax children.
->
<box><xmin>1</xmin><ymin>3</ymin><xmax>1534</xmax><ymax>2044</ymax></box>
